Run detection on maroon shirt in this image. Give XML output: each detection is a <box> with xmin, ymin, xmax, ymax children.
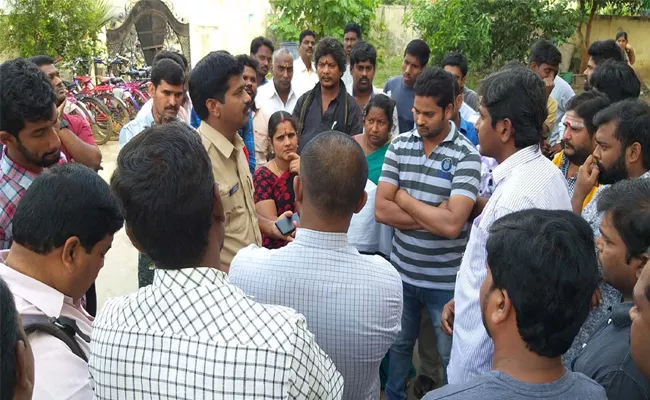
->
<box><xmin>61</xmin><ymin>114</ymin><xmax>97</xmax><ymax>162</ymax></box>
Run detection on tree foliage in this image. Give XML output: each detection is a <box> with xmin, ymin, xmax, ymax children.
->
<box><xmin>269</xmin><ymin>0</ymin><xmax>380</xmax><ymax>41</ymax></box>
<box><xmin>408</xmin><ymin>0</ymin><xmax>580</xmax><ymax>70</ymax></box>
<box><xmin>0</xmin><ymin>0</ymin><xmax>111</xmax><ymax>59</ymax></box>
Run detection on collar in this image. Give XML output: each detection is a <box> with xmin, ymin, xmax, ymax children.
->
<box><xmin>153</xmin><ymin>267</ymin><xmax>230</xmax><ymax>290</ymax></box>
<box><xmin>265</xmin><ymin>82</ymin><xmax>296</xmax><ymax>102</ymax></box>
<box><xmin>458</xmin><ymin>117</ymin><xmax>472</xmax><ymax>134</ymax></box>
<box><xmin>492</xmin><ymin>146</ymin><xmax>542</xmax><ymax>185</ymax></box>
<box><xmin>198</xmin><ymin>121</ymin><xmax>244</xmax><ymax>159</ymax></box>
<box><xmin>0</xmin><ymin>251</ymin><xmax>69</xmax><ymax>318</ymax></box>
<box><xmin>0</xmin><ymin>149</ymin><xmax>39</xmax><ymax>191</ymax></box>
<box><xmin>639</xmin><ymin>170</ymin><xmax>650</xmax><ymax>180</ymax></box>
<box><xmin>293</xmin><ymin>229</ymin><xmax>349</xmax><ymax>250</ymax></box>
<box><xmin>294</xmin><ymin>58</ymin><xmax>314</xmax><ymax>73</ymax></box>
<box><xmin>414</xmin><ymin>122</ymin><xmax>458</xmax><ymax>144</ymax></box>
<box><xmin>611</xmin><ymin>301</ymin><xmax>633</xmax><ymax>328</ymax></box>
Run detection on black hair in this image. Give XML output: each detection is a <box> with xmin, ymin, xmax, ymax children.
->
<box><xmin>314</xmin><ymin>37</ymin><xmax>347</xmax><ymax>74</ymax></box>
<box><xmin>414</xmin><ymin>67</ymin><xmax>456</xmax><ymax>111</ymax></box>
<box><xmin>0</xmin><ymin>277</ymin><xmax>21</xmax><ymax>400</ymax></box>
<box><xmin>153</xmin><ymin>50</ymin><xmax>187</xmax><ymax>70</ymax></box>
<box><xmin>529</xmin><ymin>39</ymin><xmax>562</xmax><ymax>69</ymax></box>
<box><xmin>268</xmin><ymin>111</ymin><xmax>298</xmax><ymax>140</ymax></box>
<box><xmin>594</xmin><ymin>99</ymin><xmax>650</xmax><ymax>170</ymax></box>
<box><xmin>111</xmin><ymin>122</ymin><xmax>215</xmax><ymax>270</ymax></box>
<box><xmin>590</xmin><ymin>59</ymin><xmax>641</xmax><ymax>102</ymax></box>
<box><xmin>13</xmin><ymin>163</ymin><xmax>123</xmax><ymax>254</ymax></box>
<box><xmin>349</xmin><ymin>41</ymin><xmax>377</xmax><ymax>67</ymax></box>
<box><xmin>565</xmin><ymin>91</ymin><xmax>611</xmax><ymax>138</ymax></box>
<box><xmin>250</xmin><ymin>36</ymin><xmax>275</xmax><ymax>55</ymax></box>
<box><xmin>364</xmin><ymin>94</ymin><xmax>395</xmax><ymax>132</ymax></box>
<box><xmin>486</xmin><ymin>209</ymin><xmax>598</xmax><ymax>358</ymax></box>
<box><xmin>597</xmin><ymin>179</ymin><xmax>650</xmax><ymax>262</ymax></box>
<box><xmin>28</xmin><ymin>55</ymin><xmax>55</xmax><ymax>67</ymax></box>
<box><xmin>441</xmin><ymin>51</ymin><xmax>468</xmax><ymax>77</ymax></box>
<box><xmin>478</xmin><ymin>68</ymin><xmax>546</xmax><ymax>149</ymax></box>
<box><xmin>151</xmin><ymin>58</ymin><xmax>185</xmax><ymax>87</ymax></box>
<box><xmin>300</xmin><ymin>131</ymin><xmax>367</xmax><ymax>218</ymax></box>
<box><xmin>405</xmin><ymin>39</ymin><xmax>430</xmax><ymax>67</ymax></box>
<box><xmin>189</xmin><ymin>51</ymin><xmax>243</xmax><ymax>120</ymax></box>
<box><xmin>502</xmin><ymin>60</ymin><xmax>524</xmax><ymax>70</ymax></box>
<box><xmin>588</xmin><ymin>40</ymin><xmax>625</xmax><ymax>65</ymax></box>
<box><xmin>299</xmin><ymin>29</ymin><xmax>316</xmax><ymax>45</ymax></box>
<box><xmin>344</xmin><ymin>23</ymin><xmax>362</xmax><ymax>39</ymax></box>
<box><xmin>236</xmin><ymin>54</ymin><xmax>259</xmax><ymax>74</ymax></box>
<box><xmin>616</xmin><ymin>31</ymin><xmax>628</xmax><ymax>41</ymax></box>
<box><xmin>0</xmin><ymin>58</ymin><xmax>56</xmax><ymax>137</ymax></box>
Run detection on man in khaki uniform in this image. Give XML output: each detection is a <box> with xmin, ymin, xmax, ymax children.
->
<box><xmin>189</xmin><ymin>51</ymin><xmax>294</xmax><ymax>270</ymax></box>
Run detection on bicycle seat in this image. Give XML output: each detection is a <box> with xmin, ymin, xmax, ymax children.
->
<box><xmin>76</xmin><ymin>76</ymin><xmax>92</xmax><ymax>84</ymax></box>
<box><xmin>110</xmin><ymin>77</ymin><xmax>124</xmax><ymax>84</ymax></box>
<box><xmin>63</xmin><ymin>80</ymin><xmax>75</xmax><ymax>89</ymax></box>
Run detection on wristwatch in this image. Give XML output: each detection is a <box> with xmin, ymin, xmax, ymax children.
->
<box><xmin>59</xmin><ymin>119</ymin><xmax>69</xmax><ymax>130</ymax></box>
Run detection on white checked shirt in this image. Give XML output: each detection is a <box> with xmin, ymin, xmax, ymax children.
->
<box><xmin>448</xmin><ymin>146</ymin><xmax>571</xmax><ymax>384</ymax></box>
<box><xmin>89</xmin><ymin>267</ymin><xmax>343</xmax><ymax>399</ymax></box>
<box><xmin>230</xmin><ymin>229</ymin><xmax>404</xmax><ymax>400</ymax></box>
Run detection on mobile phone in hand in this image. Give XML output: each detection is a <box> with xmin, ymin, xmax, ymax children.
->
<box><xmin>275</xmin><ymin>213</ymin><xmax>300</xmax><ymax>236</ymax></box>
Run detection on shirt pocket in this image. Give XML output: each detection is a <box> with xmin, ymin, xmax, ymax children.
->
<box><xmin>219</xmin><ymin>181</ymin><xmax>250</xmax><ymax>235</ymax></box>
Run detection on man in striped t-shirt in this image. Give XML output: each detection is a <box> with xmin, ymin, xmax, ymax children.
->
<box><xmin>376</xmin><ymin>67</ymin><xmax>481</xmax><ymax>399</ymax></box>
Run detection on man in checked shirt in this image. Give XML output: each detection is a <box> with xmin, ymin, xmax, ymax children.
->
<box><xmin>0</xmin><ymin>58</ymin><xmax>66</xmax><ymax>250</ymax></box>
<box><xmin>90</xmin><ymin>121</ymin><xmax>343</xmax><ymax>399</ymax></box>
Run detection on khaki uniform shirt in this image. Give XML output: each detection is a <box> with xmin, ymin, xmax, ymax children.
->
<box><xmin>198</xmin><ymin>122</ymin><xmax>262</xmax><ymax>266</ymax></box>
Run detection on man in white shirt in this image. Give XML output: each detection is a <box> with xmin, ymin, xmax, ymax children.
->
<box><xmin>342</xmin><ymin>22</ymin><xmax>361</xmax><ymax>91</ymax></box>
<box><xmin>256</xmin><ymin>48</ymin><xmax>299</xmax><ymax>115</ymax></box>
<box><xmin>91</xmin><ymin>122</ymin><xmax>343</xmax><ymax>399</ymax></box>
<box><xmin>230</xmin><ymin>131</ymin><xmax>403</xmax><ymax>400</ymax></box>
<box><xmin>446</xmin><ymin>67</ymin><xmax>572</xmax><ymax>384</ymax></box>
<box><xmin>0</xmin><ymin>163</ymin><xmax>123</xmax><ymax>400</ymax></box>
<box><xmin>292</xmin><ymin>29</ymin><xmax>319</xmax><ymax>97</ymax></box>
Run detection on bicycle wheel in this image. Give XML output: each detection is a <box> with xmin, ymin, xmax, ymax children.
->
<box><xmin>99</xmin><ymin>93</ymin><xmax>130</xmax><ymax>140</ymax></box>
<box><xmin>72</xmin><ymin>101</ymin><xmax>109</xmax><ymax>146</ymax></box>
<box><xmin>79</xmin><ymin>96</ymin><xmax>112</xmax><ymax>145</ymax></box>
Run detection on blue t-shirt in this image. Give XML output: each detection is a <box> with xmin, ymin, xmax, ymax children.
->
<box><xmin>384</xmin><ymin>76</ymin><xmax>415</xmax><ymax>134</ymax></box>
<box><xmin>423</xmin><ymin>370</ymin><xmax>606</xmax><ymax>400</ymax></box>
<box><xmin>459</xmin><ymin>117</ymin><xmax>478</xmax><ymax>147</ymax></box>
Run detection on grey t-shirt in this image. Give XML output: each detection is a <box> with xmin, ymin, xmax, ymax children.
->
<box><xmin>384</xmin><ymin>76</ymin><xmax>415</xmax><ymax>133</ymax></box>
<box><xmin>423</xmin><ymin>370</ymin><xmax>606</xmax><ymax>400</ymax></box>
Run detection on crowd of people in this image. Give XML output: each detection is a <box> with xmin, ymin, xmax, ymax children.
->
<box><xmin>0</xmin><ymin>22</ymin><xmax>648</xmax><ymax>400</ymax></box>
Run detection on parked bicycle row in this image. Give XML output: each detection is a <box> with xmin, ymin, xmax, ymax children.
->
<box><xmin>58</xmin><ymin>57</ymin><xmax>152</xmax><ymax>145</ymax></box>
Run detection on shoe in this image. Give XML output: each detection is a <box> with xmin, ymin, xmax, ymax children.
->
<box><xmin>413</xmin><ymin>375</ymin><xmax>436</xmax><ymax>399</ymax></box>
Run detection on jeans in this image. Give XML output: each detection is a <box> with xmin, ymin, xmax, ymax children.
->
<box><xmin>385</xmin><ymin>281</ymin><xmax>454</xmax><ymax>400</ymax></box>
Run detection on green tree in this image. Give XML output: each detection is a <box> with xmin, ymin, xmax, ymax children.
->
<box><xmin>269</xmin><ymin>0</ymin><xmax>380</xmax><ymax>42</ymax></box>
<box><xmin>408</xmin><ymin>0</ymin><xmax>580</xmax><ymax>71</ymax></box>
<box><xmin>408</xmin><ymin>0</ymin><xmax>492</xmax><ymax>69</ymax></box>
<box><xmin>0</xmin><ymin>0</ymin><xmax>111</xmax><ymax>59</ymax></box>
<box><xmin>575</xmin><ymin>0</ymin><xmax>642</xmax><ymax>71</ymax></box>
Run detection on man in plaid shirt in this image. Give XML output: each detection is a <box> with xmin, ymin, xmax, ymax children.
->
<box><xmin>0</xmin><ymin>58</ymin><xmax>66</xmax><ymax>250</ymax></box>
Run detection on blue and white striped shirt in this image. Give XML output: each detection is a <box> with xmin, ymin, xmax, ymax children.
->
<box><xmin>229</xmin><ymin>229</ymin><xmax>403</xmax><ymax>400</ymax></box>
<box><xmin>379</xmin><ymin>125</ymin><xmax>481</xmax><ymax>290</ymax></box>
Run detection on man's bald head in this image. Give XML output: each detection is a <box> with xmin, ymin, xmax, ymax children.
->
<box><xmin>300</xmin><ymin>131</ymin><xmax>368</xmax><ymax>219</ymax></box>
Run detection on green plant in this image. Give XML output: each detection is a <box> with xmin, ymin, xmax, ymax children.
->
<box><xmin>407</xmin><ymin>0</ymin><xmax>580</xmax><ymax>71</ymax></box>
<box><xmin>0</xmin><ymin>0</ymin><xmax>111</xmax><ymax>59</ymax></box>
<box><xmin>408</xmin><ymin>0</ymin><xmax>492</xmax><ymax>70</ymax></box>
<box><xmin>269</xmin><ymin>0</ymin><xmax>380</xmax><ymax>41</ymax></box>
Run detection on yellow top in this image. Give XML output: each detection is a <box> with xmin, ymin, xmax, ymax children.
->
<box><xmin>545</xmin><ymin>96</ymin><xmax>558</xmax><ymax>134</ymax></box>
<box><xmin>552</xmin><ymin>151</ymin><xmax>599</xmax><ymax>211</ymax></box>
<box><xmin>198</xmin><ymin>121</ymin><xmax>262</xmax><ymax>266</ymax></box>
